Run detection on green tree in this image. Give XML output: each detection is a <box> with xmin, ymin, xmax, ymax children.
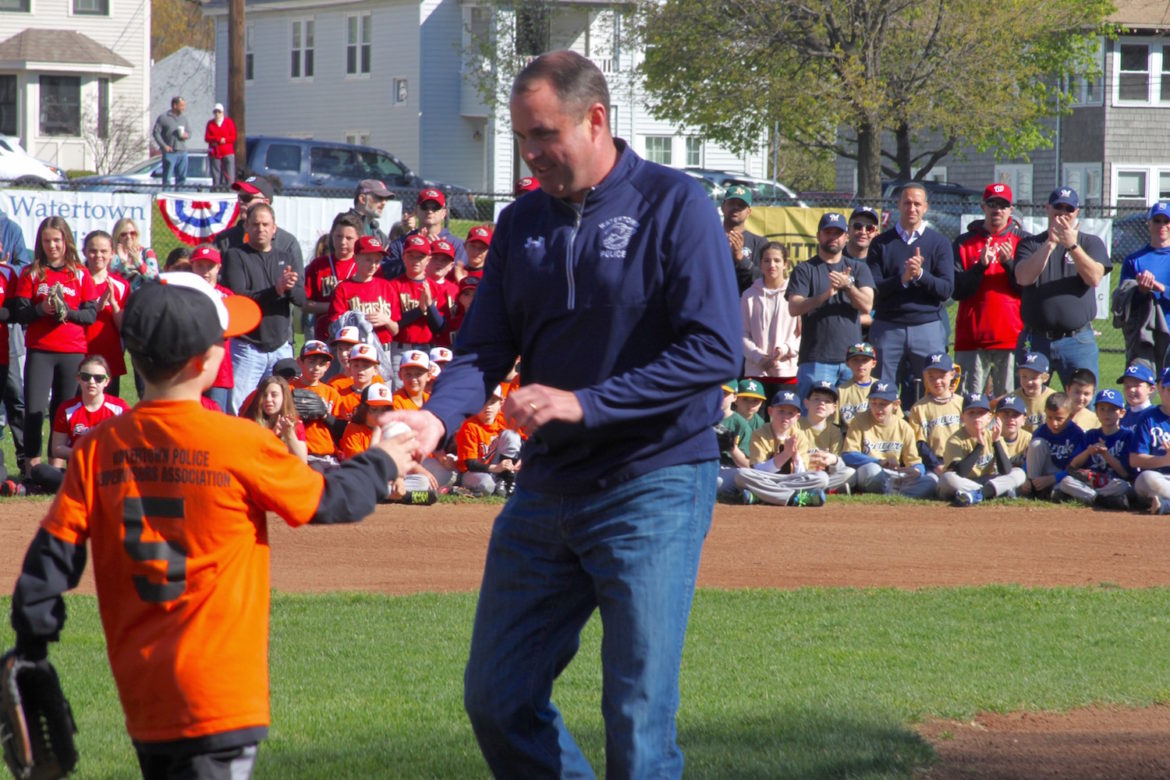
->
<box><xmin>152</xmin><ymin>0</ymin><xmax>214</xmax><ymax>61</ymax></box>
<box><xmin>638</xmin><ymin>0</ymin><xmax>1114</xmax><ymax>197</ymax></box>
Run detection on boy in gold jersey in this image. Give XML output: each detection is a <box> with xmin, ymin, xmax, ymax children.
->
<box><xmin>736</xmin><ymin>389</ymin><xmax>829</xmax><ymax>506</ymax></box>
<box><xmin>993</xmin><ymin>393</ymin><xmax>1033</xmax><ymax>469</ymax></box>
<box><xmin>797</xmin><ymin>380</ymin><xmax>854</xmax><ymax>491</ymax></box>
<box><xmin>836</xmin><ymin>342</ymin><xmax>878</xmax><ymax>428</ymax></box>
<box><xmin>1066</xmin><ymin>368</ymin><xmax>1098</xmax><ymax>431</ymax></box>
<box><xmin>1015</xmin><ymin>351</ymin><xmax>1054</xmax><ymax>432</ymax></box>
<box><xmin>907</xmin><ymin>353</ymin><xmax>964</xmax><ymax>476</ymax></box>
<box><xmin>937</xmin><ymin>393</ymin><xmax>1026</xmax><ymax>506</ymax></box>
<box><xmin>842</xmin><ymin>381</ymin><xmax>937</xmax><ymax>496</ymax></box>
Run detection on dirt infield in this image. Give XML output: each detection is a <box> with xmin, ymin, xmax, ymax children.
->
<box><xmin>3</xmin><ymin>498</ymin><xmax>1170</xmax><ymax>776</ymax></box>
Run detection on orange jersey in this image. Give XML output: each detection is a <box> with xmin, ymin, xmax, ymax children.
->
<box><xmin>337</xmin><ymin>421</ymin><xmax>373</xmax><ymax>460</ymax></box>
<box><xmin>455</xmin><ymin>415</ymin><xmax>504</xmax><ymax>472</ymax></box>
<box><xmin>327</xmin><ymin>374</ymin><xmax>353</xmax><ymax>393</ymax></box>
<box><xmin>40</xmin><ymin>400</ymin><xmax>326</xmax><ymax>743</ymax></box>
<box><xmin>391</xmin><ymin>388</ymin><xmax>428</xmax><ymax>411</ymax></box>
<box><xmin>290</xmin><ymin>378</ymin><xmax>341</xmax><ymax>457</ymax></box>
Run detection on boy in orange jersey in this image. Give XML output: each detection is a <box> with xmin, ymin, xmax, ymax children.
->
<box><xmin>6</xmin><ymin>272</ymin><xmax>413</xmax><ymax>778</ymax></box>
<box><xmin>335</xmin><ymin>342</ymin><xmax>383</xmax><ymax>421</ymax></box>
<box><xmin>393</xmin><ymin>349</ymin><xmax>431</xmax><ymax>410</ymax></box>
<box><xmin>455</xmin><ymin>384</ymin><xmax>522</xmax><ymax>496</ymax></box>
<box><xmin>325</xmin><ymin>325</ymin><xmax>360</xmax><ymax>388</ymax></box>
<box><xmin>291</xmin><ymin>339</ymin><xmax>344</xmax><ymax>470</ymax></box>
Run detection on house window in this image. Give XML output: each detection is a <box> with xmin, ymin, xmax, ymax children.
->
<box><xmin>1114</xmin><ymin>39</ymin><xmax>1170</xmax><ymax>104</ymax></box>
<box><xmin>246</xmin><ymin>24</ymin><xmax>254</xmax><ymax>81</ymax></box>
<box><xmin>463</xmin><ymin>6</ymin><xmax>491</xmax><ymax>73</ymax></box>
<box><xmin>0</xmin><ymin>76</ymin><xmax>16</xmax><ymax>135</ymax></box>
<box><xmin>0</xmin><ymin>0</ymin><xmax>29</xmax><ymax>11</ymax></box>
<box><xmin>685</xmin><ymin>137</ymin><xmax>702</xmax><ymax>167</ymax></box>
<box><xmin>345</xmin><ymin>132</ymin><xmax>370</xmax><ymax>146</ymax></box>
<box><xmin>97</xmin><ymin>77</ymin><xmax>109</xmax><ymax>139</ymax></box>
<box><xmin>347</xmin><ymin>14</ymin><xmax>371</xmax><ymax>75</ymax></box>
<box><xmin>1066</xmin><ymin>39</ymin><xmax>1104</xmax><ymax>107</ymax></box>
<box><xmin>73</xmin><ymin>0</ymin><xmax>108</xmax><ymax>15</ymax></box>
<box><xmin>1062</xmin><ymin>163</ymin><xmax>1101</xmax><ymax>205</ymax></box>
<box><xmin>291</xmin><ymin>19</ymin><xmax>315</xmax><ymax>80</ymax></box>
<box><xmin>644</xmin><ymin>136</ymin><xmax>671</xmax><ymax>165</ymax></box>
<box><xmin>40</xmin><ymin>76</ymin><xmax>80</xmax><ymax>136</ymax></box>
<box><xmin>993</xmin><ymin>164</ymin><xmax>1033</xmax><ymax>203</ymax></box>
<box><xmin>393</xmin><ymin>78</ymin><xmax>408</xmax><ymax>105</ymax></box>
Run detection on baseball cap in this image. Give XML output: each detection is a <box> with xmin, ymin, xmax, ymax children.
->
<box><xmin>300</xmin><ymin>339</ymin><xmax>332</xmax><ymax>360</ymax></box>
<box><xmin>996</xmin><ymin>394</ymin><xmax>1026</xmax><ymax>416</ymax></box>
<box><xmin>1150</xmin><ymin>202</ymin><xmax>1170</xmax><ymax>221</ymax></box>
<box><xmin>868</xmin><ymin>381</ymin><xmax>899</xmax><ymax>403</ymax></box>
<box><xmin>354</xmin><ymin>235</ymin><xmax>385</xmax><ymax>256</ymax></box>
<box><xmin>430</xmin><ymin>238</ymin><xmax>456</xmax><ymax>260</ymax></box>
<box><xmin>273</xmin><ymin>358</ymin><xmax>299</xmax><ymax>380</ymax></box>
<box><xmin>232</xmin><ymin>175</ymin><xmax>275</xmax><ymax>201</ymax></box>
<box><xmin>1160</xmin><ymin>366</ymin><xmax>1170</xmax><ymax>387</ymax></box>
<box><xmin>721</xmin><ymin>381</ymin><xmax>736</xmax><ymax>394</ymax></box>
<box><xmin>1019</xmin><ymin>352</ymin><xmax>1050</xmax><ymax>374</ymax></box>
<box><xmin>332</xmin><ymin>325</ymin><xmax>360</xmax><ymax>345</ymax></box>
<box><xmin>768</xmin><ymin>389</ymin><xmax>801</xmax><ymax>410</ymax></box>
<box><xmin>848</xmin><ymin>206</ymin><xmax>879</xmax><ymax>225</ymax></box>
<box><xmin>1048</xmin><ymin>187</ymin><xmax>1080</xmax><ymax>209</ymax></box>
<box><xmin>417</xmin><ymin>188</ymin><xmax>445</xmax><ymax>208</ymax></box>
<box><xmin>121</xmin><ymin>272</ymin><xmax>261</xmax><ymax>367</ymax></box>
<box><xmin>429</xmin><ymin>347</ymin><xmax>453</xmax><ymax>364</ymax></box>
<box><xmin>403</xmin><ymin>234</ymin><xmax>430</xmax><ymax>256</ymax></box>
<box><xmin>489</xmin><ymin>384</ymin><xmax>506</xmax><ymax>399</ymax></box>
<box><xmin>355</xmin><ymin>179</ymin><xmax>393</xmax><ymax>199</ymax></box>
<box><xmin>962</xmin><ymin>393</ymin><xmax>991</xmax><ymax>412</ymax></box>
<box><xmin>818</xmin><ymin>212</ymin><xmax>847</xmax><ymax>232</ymax></box>
<box><xmin>190</xmin><ymin>244</ymin><xmax>221</xmax><ymax>265</ymax></box>
<box><xmin>723</xmin><ymin>184</ymin><xmax>752</xmax><ymax>206</ymax></box>
<box><xmin>846</xmin><ymin>342</ymin><xmax>876</xmax><ymax>360</ymax></box>
<box><xmin>924</xmin><ymin>352</ymin><xmax>954</xmax><ymax>372</ymax></box>
<box><xmin>213</xmin><ymin>102</ymin><xmax>224</xmax><ymax>113</ymax></box>
<box><xmin>806</xmin><ymin>380</ymin><xmax>839</xmax><ymax>400</ymax></box>
<box><xmin>401</xmin><ymin>349</ymin><xmax>430</xmax><ymax>371</ymax></box>
<box><xmin>514</xmin><ymin>177</ymin><xmax>540</xmax><ymax>196</ymax></box>
<box><xmin>349</xmin><ymin>343</ymin><xmax>379</xmax><ymax>363</ymax></box>
<box><xmin>458</xmin><ymin>276</ymin><xmax>480</xmax><ymax>293</ymax></box>
<box><xmin>1119</xmin><ymin>362</ymin><xmax>1156</xmax><ymax>385</ymax></box>
<box><xmin>1095</xmin><ymin>388</ymin><xmax>1125</xmax><ymax>409</ymax></box>
<box><xmin>982</xmin><ymin>182</ymin><xmax>1013</xmax><ymax>204</ymax></box>
<box><xmin>362</xmin><ymin>382</ymin><xmax>394</xmax><ymax>407</ymax></box>
<box><xmin>737</xmin><ymin>378</ymin><xmax>766</xmax><ymax>400</ymax></box>
<box><xmin>466</xmin><ymin>224</ymin><xmax>494</xmax><ymax>246</ymax></box>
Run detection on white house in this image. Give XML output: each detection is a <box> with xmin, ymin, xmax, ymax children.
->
<box><xmin>203</xmin><ymin>0</ymin><xmax>767</xmax><ymax>193</ymax></box>
<box><xmin>0</xmin><ymin>0</ymin><xmax>150</xmax><ymax>171</ymax></box>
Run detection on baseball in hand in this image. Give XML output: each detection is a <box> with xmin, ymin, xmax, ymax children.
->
<box><xmin>382</xmin><ymin>421</ymin><xmax>412</xmax><ymax>439</ymax></box>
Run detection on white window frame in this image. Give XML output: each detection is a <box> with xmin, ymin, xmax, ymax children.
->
<box><xmin>70</xmin><ymin>0</ymin><xmax>108</xmax><ymax>16</ymax></box>
<box><xmin>345</xmin><ymin>131</ymin><xmax>370</xmax><ymax>146</ymax></box>
<box><xmin>685</xmin><ymin>136</ymin><xmax>702</xmax><ymax>168</ymax></box>
<box><xmin>993</xmin><ymin>164</ymin><xmax>1033</xmax><ymax>203</ymax></box>
<box><xmin>346</xmin><ymin>13</ymin><xmax>372</xmax><ymax>77</ymax></box>
<box><xmin>1109</xmin><ymin>164</ymin><xmax>1170</xmax><ymax>206</ymax></box>
<box><xmin>644</xmin><ymin>135</ymin><xmax>672</xmax><ymax>165</ymax></box>
<box><xmin>291</xmin><ymin>18</ymin><xmax>315</xmax><ymax>82</ymax></box>
<box><xmin>1112</xmin><ymin>37</ymin><xmax>1170</xmax><ymax>106</ymax></box>
<box><xmin>1062</xmin><ymin>163</ymin><xmax>1102</xmax><ymax>205</ymax></box>
<box><xmin>1066</xmin><ymin>38</ymin><xmax>1104</xmax><ymax>107</ymax></box>
<box><xmin>463</xmin><ymin>5</ymin><xmax>492</xmax><ymax>75</ymax></box>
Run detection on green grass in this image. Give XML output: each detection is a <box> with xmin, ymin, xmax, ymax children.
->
<box><xmin>3</xmin><ymin>586</ymin><xmax>1169</xmax><ymax>778</ymax></box>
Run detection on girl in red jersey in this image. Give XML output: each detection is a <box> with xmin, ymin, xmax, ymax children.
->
<box><xmin>82</xmin><ymin>231</ymin><xmax>130</xmax><ymax>397</ymax></box>
<box><xmin>328</xmin><ymin>235</ymin><xmax>398</xmax><ymax>346</ymax></box>
<box><xmin>304</xmin><ymin>213</ymin><xmax>360</xmax><ymax>342</ymax></box>
<box><xmin>240</xmin><ymin>375</ymin><xmax>308</xmax><ymax>462</ymax></box>
<box><xmin>190</xmin><ymin>244</ymin><xmax>235</xmax><ymax>412</ymax></box>
<box><xmin>11</xmin><ymin>216</ymin><xmax>99</xmax><ymax>472</ymax></box>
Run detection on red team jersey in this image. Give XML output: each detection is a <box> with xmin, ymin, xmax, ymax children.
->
<box><xmin>329</xmin><ymin>277</ymin><xmax>397</xmax><ymax>345</ymax></box>
<box><xmin>52</xmin><ymin>394</ymin><xmax>131</xmax><ymax>445</ymax></box>
<box><xmin>85</xmin><ymin>274</ymin><xmax>129</xmax><ymax>376</ymax></box>
<box><xmin>429</xmin><ymin>276</ymin><xmax>460</xmax><ymax>347</ymax></box>
<box><xmin>386</xmin><ymin>275</ymin><xmax>443</xmax><ymax>345</ymax></box>
<box><xmin>15</xmin><ymin>264</ymin><xmax>98</xmax><ymax>353</ymax></box>
<box><xmin>304</xmin><ymin>254</ymin><xmax>356</xmax><ymax>341</ymax></box>
<box><xmin>0</xmin><ymin>264</ymin><xmax>14</xmax><ymax>364</ymax></box>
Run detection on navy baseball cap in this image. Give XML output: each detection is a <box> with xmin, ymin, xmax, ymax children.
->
<box><xmin>1048</xmin><ymin>187</ymin><xmax>1080</xmax><ymax>208</ymax></box>
<box><xmin>924</xmin><ymin>352</ymin><xmax>954</xmax><ymax>372</ymax></box>
<box><xmin>818</xmin><ymin>212</ymin><xmax>847</xmax><ymax>232</ymax></box>
<box><xmin>1095</xmin><ymin>388</ymin><xmax>1124</xmax><ymax>409</ymax></box>
<box><xmin>806</xmin><ymin>380</ymin><xmax>839</xmax><ymax>400</ymax></box>
<box><xmin>849</xmin><ymin>206</ymin><xmax>879</xmax><ymax>225</ymax></box>
<box><xmin>868</xmin><ymin>381</ymin><xmax>899</xmax><ymax>403</ymax></box>
<box><xmin>962</xmin><ymin>393</ymin><xmax>991</xmax><ymax>412</ymax></box>
<box><xmin>1160</xmin><ymin>366</ymin><xmax>1170</xmax><ymax>387</ymax></box>
<box><xmin>1119</xmin><ymin>362</ymin><xmax>1156</xmax><ymax>385</ymax></box>
<box><xmin>769</xmin><ymin>389</ymin><xmax>801</xmax><ymax>410</ymax></box>
<box><xmin>1150</xmin><ymin>202</ymin><xmax>1170</xmax><ymax>221</ymax></box>
<box><xmin>996</xmin><ymin>394</ymin><xmax>1026</xmax><ymax>416</ymax></box>
<box><xmin>1019</xmin><ymin>352</ymin><xmax>1050</xmax><ymax>374</ymax></box>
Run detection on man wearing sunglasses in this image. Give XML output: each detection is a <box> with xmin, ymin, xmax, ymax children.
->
<box><xmin>845</xmin><ymin>206</ymin><xmax>879</xmax><ymax>262</ymax></box>
<box><xmin>381</xmin><ymin>189</ymin><xmax>468</xmax><ymax>279</ymax></box>
<box><xmin>952</xmin><ymin>183</ymin><xmax>1030</xmax><ymax>396</ymax></box>
<box><xmin>1012</xmin><ymin>186</ymin><xmax>1110</xmax><ymax>388</ymax></box>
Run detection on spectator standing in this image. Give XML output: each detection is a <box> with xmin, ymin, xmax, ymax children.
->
<box><xmin>345</xmin><ymin>180</ymin><xmax>394</xmax><ymax>245</ymax></box>
<box><xmin>222</xmin><ymin>203</ymin><xmax>306</xmax><ymax>413</ymax></box>
<box><xmin>1117</xmin><ymin>202</ymin><xmax>1170</xmax><ymax>374</ymax></box>
<box><xmin>1011</xmin><ymin>187</ymin><xmax>1110</xmax><ymax>387</ymax></box>
<box><xmin>328</xmin><ymin>235</ymin><xmax>399</xmax><ymax>347</ymax></box>
<box><xmin>213</xmin><ymin>176</ymin><xmax>304</xmax><ymax>269</ymax></box>
<box><xmin>381</xmin><ymin>189</ymin><xmax>468</xmax><ymax>279</ymax></box>
<box><xmin>952</xmin><ymin>183</ymin><xmax>1029</xmax><ymax>396</ymax></box>
<box><xmin>844</xmin><ymin>206</ymin><xmax>879</xmax><ymax>261</ymax></box>
<box><xmin>151</xmin><ymin>96</ymin><xmax>190</xmax><ymax>188</ymax></box>
<box><xmin>787</xmin><ymin>212</ymin><xmax>875</xmax><ymax>401</ymax></box>
<box><xmin>304</xmin><ymin>212</ymin><xmax>361</xmax><ymax>342</ymax></box>
<box><xmin>741</xmin><ymin>242</ymin><xmax>800</xmax><ymax>389</ymax></box>
<box><xmin>393</xmin><ymin>51</ymin><xmax>740</xmax><ymax>778</ymax></box>
<box><xmin>0</xmin><ymin>209</ymin><xmax>29</xmax><ymax>477</ymax></box>
<box><xmin>204</xmin><ymin>102</ymin><xmax>237</xmax><ymax>188</ymax></box>
<box><xmin>722</xmin><ymin>184</ymin><xmax>769</xmax><ymax>294</ymax></box>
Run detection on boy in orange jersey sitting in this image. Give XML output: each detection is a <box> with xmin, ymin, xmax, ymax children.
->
<box><xmin>339</xmin><ymin>382</ymin><xmax>439</xmax><ymax>503</ymax></box>
<box><xmin>455</xmin><ymin>384</ymin><xmax>522</xmax><ymax>497</ymax></box>
<box><xmin>335</xmin><ymin>342</ymin><xmax>384</xmax><ymax>421</ymax></box>
<box><xmin>6</xmin><ymin>272</ymin><xmax>413</xmax><ymax>777</ymax></box>
<box><xmin>393</xmin><ymin>349</ymin><xmax>431</xmax><ymax>410</ymax></box>
<box><xmin>291</xmin><ymin>339</ymin><xmax>344</xmax><ymax>471</ymax></box>
<box><xmin>325</xmin><ymin>325</ymin><xmax>361</xmax><ymax>386</ymax></box>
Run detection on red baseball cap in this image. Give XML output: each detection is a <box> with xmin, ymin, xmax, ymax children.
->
<box><xmin>403</xmin><ymin>234</ymin><xmax>430</xmax><ymax>256</ymax></box>
<box><xmin>515</xmin><ymin>177</ymin><xmax>540</xmax><ymax>196</ymax></box>
<box><xmin>354</xmin><ymin>235</ymin><xmax>385</xmax><ymax>255</ymax></box>
<box><xmin>417</xmin><ymin>188</ymin><xmax>445</xmax><ymax>207</ymax></box>
<box><xmin>466</xmin><ymin>224</ymin><xmax>493</xmax><ymax>246</ymax></box>
<box><xmin>458</xmin><ymin>276</ymin><xmax>480</xmax><ymax>293</ymax></box>
<box><xmin>430</xmin><ymin>238</ymin><xmax>455</xmax><ymax>260</ymax></box>
<box><xmin>982</xmin><ymin>182</ymin><xmax>1013</xmax><ymax>204</ymax></box>
<box><xmin>190</xmin><ymin>245</ymin><xmax>221</xmax><ymax>265</ymax></box>
<box><xmin>231</xmin><ymin>175</ymin><xmax>275</xmax><ymax>200</ymax></box>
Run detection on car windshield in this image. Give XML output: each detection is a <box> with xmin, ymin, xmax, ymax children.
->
<box><xmin>358</xmin><ymin>151</ymin><xmax>406</xmax><ymax>180</ymax></box>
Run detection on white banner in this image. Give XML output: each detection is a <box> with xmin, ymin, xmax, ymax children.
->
<box><xmin>1</xmin><ymin>190</ymin><xmax>153</xmax><ymax>253</ymax></box>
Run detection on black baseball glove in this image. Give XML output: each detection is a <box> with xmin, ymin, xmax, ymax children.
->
<box><xmin>291</xmin><ymin>389</ymin><xmax>329</xmax><ymax>421</ymax></box>
<box><xmin>1</xmin><ymin>650</ymin><xmax>78</xmax><ymax>780</ymax></box>
<box><xmin>713</xmin><ymin>423</ymin><xmax>737</xmax><ymax>453</ymax></box>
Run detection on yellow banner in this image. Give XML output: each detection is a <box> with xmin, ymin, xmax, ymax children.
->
<box><xmin>745</xmin><ymin>207</ymin><xmax>882</xmax><ymax>265</ymax></box>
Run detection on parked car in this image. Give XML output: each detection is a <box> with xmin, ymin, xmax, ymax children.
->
<box><xmin>0</xmin><ymin>136</ymin><xmax>65</xmax><ymax>187</ymax></box>
<box><xmin>243</xmin><ymin>136</ymin><xmax>477</xmax><ymax>219</ymax></box>
<box><xmin>70</xmin><ymin>153</ymin><xmax>214</xmax><ymax>191</ymax></box>
<box><xmin>683</xmin><ymin>168</ymin><xmax>806</xmax><ymax>206</ymax></box>
<box><xmin>681</xmin><ymin>169</ymin><xmax>725</xmax><ymax>204</ymax></box>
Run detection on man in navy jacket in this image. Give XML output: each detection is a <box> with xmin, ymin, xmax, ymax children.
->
<box><xmin>392</xmin><ymin>51</ymin><xmax>741</xmax><ymax>778</ymax></box>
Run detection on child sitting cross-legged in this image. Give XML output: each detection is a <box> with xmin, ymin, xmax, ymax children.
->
<box><xmin>797</xmin><ymin>380</ymin><xmax>854</xmax><ymax>492</ymax></box>
<box><xmin>454</xmin><ymin>384</ymin><xmax>523</xmax><ymax>497</ymax></box>
<box><xmin>338</xmin><ymin>382</ymin><xmax>438</xmax><ymax>503</ymax></box>
<box><xmin>937</xmin><ymin>393</ymin><xmax>1026</xmax><ymax>506</ymax></box>
<box><xmin>734</xmin><ymin>389</ymin><xmax>829</xmax><ymax>506</ymax></box>
<box><xmin>1023</xmin><ymin>392</ymin><xmax>1085</xmax><ymax>500</ymax></box>
<box><xmin>1059</xmin><ymin>388</ymin><xmax>1135</xmax><ymax>510</ymax></box>
<box><xmin>841</xmin><ymin>381</ymin><xmax>938</xmax><ymax>497</ymax></box>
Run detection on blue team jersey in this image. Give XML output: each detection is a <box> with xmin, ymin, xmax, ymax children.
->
<box><xmin>1131</xmin><ymin>406</ymin><xmax>1170</xmax><ymax>474</ymax></box>
<box><xmin>1033</xmin><ymin>422</ymin><xmax>1084</xmax><ymax>469</ymax></box>
<box><xmin>1077</xmin><ymin>427</ymin><xmax>1133</xmax><ymax>480</ymax></box>
<box><xmin>1121</xmin><ymin>404</ymin><xmax>1153</xmax><ymax>434</ymax></box>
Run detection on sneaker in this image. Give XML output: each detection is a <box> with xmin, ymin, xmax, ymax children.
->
<box><xmin>0</xmin><ymin>480</ymin><xmax>26</xmax><ymax>497</ymax></box>
<box><xmin>787</xmin><ymin>489</ymin><xmax>826</xmax><ymax>507</ymax></box>
<box><xmin>954</xmin><ymin>488</ymin><xmax>983</xmax><ymax>507</ymax></box>
<box><xmin>740</xmin><ymin>489</ymin><xmax>757</xmax><ymax>505</ymax></box>
<box><xmin>1148</xmin><ymin>496</ymin><xmax>1164</xmax><ymax>515</ymax></box>
<box><xmin>1093</xmin><ymin>493</ymin><xmax>1129</xmax><ymax>511</ymax></box>
<box><xmin>877</xmin><ymin>474</ymin><xmax>894</xmax><ymax>495</ymax></box>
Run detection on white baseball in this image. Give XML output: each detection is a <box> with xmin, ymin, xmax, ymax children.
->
<box><xmin>382</xmin><ymin>421</ymin><xmax>412</xmax><ymax>439</ymax></box>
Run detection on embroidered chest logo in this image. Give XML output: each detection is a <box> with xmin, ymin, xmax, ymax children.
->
<box><xmin>599</xmin><ymin>216</ymin><xmax>639</xmax><ymax>259</ymax></box>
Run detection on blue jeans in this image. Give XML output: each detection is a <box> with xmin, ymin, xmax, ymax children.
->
<box><xmin>870</xmin><ymin>318</ymin><xmax>948</xmax><ymax>409</ymax></box>
<box><xmin>1016</xmin><ymin>325</ymin><xmax>1098</xmax><ymax>390</ymax></box>
<box><xmin>162</xmin><ymin>150</ymin><xmax>188</xmax><ymax>188</ymax></box>
<box><xmin>464</xmin><ymin>460</ymin><xmax>717</xmax><ymax>779</ymax></box>
<box><xmin>230</xmin><ymin>339</ymin><xmax>293</xmax><ymax>414</ymax></box>
<box><xmin>795</xmin><ymin>361</ymin><xmax>853</xmax><ymax>405</ymax></box>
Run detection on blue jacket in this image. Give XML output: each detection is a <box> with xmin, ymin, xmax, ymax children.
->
<box><xmin>424</xmin><ymin>141</ymin><xmax>742</xmax><ymax>494</ymax></box>
<box><xmin>0</xmin><ymin>212</ymin><xmax>30</xmax><ymax>266</ymax></box>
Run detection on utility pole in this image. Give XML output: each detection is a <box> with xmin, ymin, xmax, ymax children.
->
<box><xmin>228</xmin><ymin>0</ymin><xmax>245</xmax><ymax>164</ymax></box>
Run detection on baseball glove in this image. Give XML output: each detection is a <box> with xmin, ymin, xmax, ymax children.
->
<box><xmin>291</xmin><ymin>389</ymin><xmax>328</xmax><ymax>421</ymax></box>
<box><xmin>47</xmin><ymin>284</ymin><xmax>67</xmax><ymax>324</ymax></box>
<box><xmin>0</xmin><ymin>651</ymin><xmax>78</xmax><ymax>780</ymax></box>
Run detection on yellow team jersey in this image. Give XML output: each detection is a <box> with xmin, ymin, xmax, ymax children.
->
<box><xmin>908</xmin><ymin>394</ymin><xmax>964</xmax><ymax>460</ymax></box>
<box><xmin>1021</xmin><ymin>387</ymin><xmax>1054</xmax><ymax>432</ymax></box>
<box><xmin>1071</xmin><ymin>407</ymin><xmax>1098</xmax><ymax>431</ymax></box>
<box><xmin>748</xmin><ymin>423</ymin><xmax>810</xmax><ymax>470</ymax></box>
<box><xmin>797</xmin><ymin>418</ymin><xmax>845</xmax><ymax>455</ymax></box>
<box><xmin>941</xmin><ymin>428</ymin><xmax>998</xmax><ymax>479</ymax></box>
<box><xmin>836</xmin><ymin>380</ymin><xmax>903</xmax><ymax>428</ymax></box>
<box><xmin>997</xmin><ymin>429</ymin><xmax>1032</xmax><ymax>467</ymax></box>
<box><xmin>843</xmin><ymin>411</ymin><xmax>922</xmax><ymax>467</ymax></box>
